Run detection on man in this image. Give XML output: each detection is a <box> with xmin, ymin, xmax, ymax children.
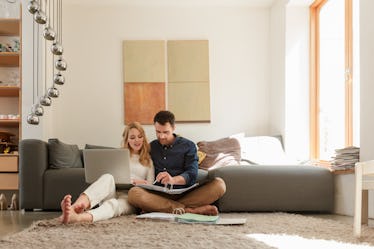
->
<box><xmin>128</xmin><ymin>110</ymin><xmax>226</xmax><ymax>215</ymax></box>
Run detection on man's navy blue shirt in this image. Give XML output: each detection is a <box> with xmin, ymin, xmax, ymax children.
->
<box><xmin>150</xmin><ymin>135</ymin><xmax>198</xmax><ymax>188</ymax></box>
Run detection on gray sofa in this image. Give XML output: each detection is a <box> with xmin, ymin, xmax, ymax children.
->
<box><xmin>19</xmin><ymin>139</ymin><xmax>334</xmax><ymax>212</ymax></box>
<box><xmin>19</xmin><ymin>139</ymin><xmax>90</xmax><ymax>210</ymax></box>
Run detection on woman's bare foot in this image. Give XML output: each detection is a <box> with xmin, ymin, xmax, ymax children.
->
<box><xmin>185</xmin><ymin>205</ymin><xmax>218</xmax><ymax>215</ymax></box>
<box><xmin>71</xmin><ymin>193</ymin><xmax>90</xmax><ymax>213</ymax></box>
<box><xmin>58</xmin><ymin>194</ymin><xmax>93</xmax><ymax>224</ymax></box>
<box><xmin>59</xmin><ymin>195</ymin><xmax>76</xmax><ymax>224</ymax></box>
<box><xmin>72</xmin><ymin>202</ymin><xmax>86</xmax><ymax>214</ymax></box>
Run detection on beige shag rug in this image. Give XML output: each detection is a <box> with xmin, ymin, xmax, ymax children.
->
<box><xmin>1</xmin><ymin>212</ymin><xmax>374</xmax><ymax>249</ymax></box>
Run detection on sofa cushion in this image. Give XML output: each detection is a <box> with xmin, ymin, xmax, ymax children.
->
<box><xmin>238</xmin><ymin>136</ymin><xmax>297</xmax><ymax>165</ymax></box>
<box><xmin>208</xmin><ymin>165</ymin><xmax>334</xmax><ymax>212</ymax></box>
<box><xmin>197</xmin><ymin>137</ymin><xmax>241</xmax><ymax>170</ymax></box>
<box><xmin>197</xmin><ymin>168</ymin><xmax>209</xmax><ymax>184</ymax></box>
<box><xmin>84</xmin><ymin>144</ymin><xmax>115</xmax><ymax>149</ymax></box>
<box><xmin>48</xmin><ymin>138</ymin><xmax>83</xmax><ymax>169</ymax></box>
<box><xmin>43</xmin><ymin>168</ymin><xmax>89</xmax><ymax>210</ymax></box>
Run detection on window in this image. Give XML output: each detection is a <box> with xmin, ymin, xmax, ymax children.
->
<box><xmin>310</xmin><ymin>0</ymin><xmax>359</xmax><ymax>160</ymax></box>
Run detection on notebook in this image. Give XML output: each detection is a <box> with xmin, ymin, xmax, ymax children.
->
<box><xmin>83</xmin><ymin>149</ymin><xmax>131</xmax><ymax>187</ymax></box>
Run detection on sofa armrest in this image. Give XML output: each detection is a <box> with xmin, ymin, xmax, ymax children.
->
<box><xmin>19</xmin><ymin>139</ymin><xmax>49</xmax><ymax>210</ymax></box>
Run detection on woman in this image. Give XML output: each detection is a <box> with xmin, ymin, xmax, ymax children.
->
<box><xmin>59</xmin><ymin>122</ymin><xmax>154</xmax><ymax>224</ymax></box>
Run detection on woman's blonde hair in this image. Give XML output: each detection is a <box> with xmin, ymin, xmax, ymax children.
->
<box><xmin>122</xmin><ymin>122</ymin><xmax>152</xmax><ymax>167</ymax></box>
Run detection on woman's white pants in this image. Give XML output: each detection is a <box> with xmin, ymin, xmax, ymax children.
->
<box><xmin>83</xmin><ymin>173</ymin><xmax>135</xmax><ymax>222</ymax></box>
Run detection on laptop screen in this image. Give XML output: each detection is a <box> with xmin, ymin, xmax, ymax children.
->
<box><xmin>83</xmin><ymin>148</ymin><xmax>131</xmax><ymax>185</ymax></box>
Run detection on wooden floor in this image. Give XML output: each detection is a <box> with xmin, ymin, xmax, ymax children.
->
<box><xmin>0</xmin><ymin>210</ymin><xmax>59</xmax><ymax>239</ymax></box>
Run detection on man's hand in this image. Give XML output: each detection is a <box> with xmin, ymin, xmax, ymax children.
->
<box><xmin>156</xmin><ymin>171</ymin><xmax>174</xmax><ymax>185</ymax></box>
<box><xmin>155</xmin><ymin>172</ymin><xmax>186</xmax><ymax>186</ymax></box>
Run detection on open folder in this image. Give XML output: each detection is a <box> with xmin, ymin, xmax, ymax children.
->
<box><xmin>136</xmin><ymin>183</ymin><xmax>199</xmax><ymax>194</ymax></box>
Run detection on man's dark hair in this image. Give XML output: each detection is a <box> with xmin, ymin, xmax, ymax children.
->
<box><xmin>154</xmin><ymin>110</ymin><xmax>175</xmax><ymax>126</ymax></box>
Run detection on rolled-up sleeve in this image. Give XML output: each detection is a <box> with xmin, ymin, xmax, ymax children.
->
<box><xmin>179</xmin><ymin>142</ymin><xmax>198</xmax><ymax>186</ymax></box>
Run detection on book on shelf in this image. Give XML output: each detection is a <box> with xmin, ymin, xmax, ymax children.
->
<box><xmin>136</xmin><ymin>183</ymin><xmax>199</xmax><ymax>195</ymax></box>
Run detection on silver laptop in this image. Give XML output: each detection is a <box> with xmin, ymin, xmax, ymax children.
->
<box><xmin>83</xmin><ymin>149</ymin><xmax>131</xmax><ymax>187</ymax></box>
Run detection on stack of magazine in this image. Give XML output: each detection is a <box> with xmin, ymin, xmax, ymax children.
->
<box><xmin>330</xmin><ymin>146</ymin><xmax>360</xmax><ymax>171</ymax></box>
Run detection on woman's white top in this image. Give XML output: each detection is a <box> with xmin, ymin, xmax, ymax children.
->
<box><xmin>130</xmin><ymin>154</ymin><xmax>155</xmax><ymax>183</ymax></box>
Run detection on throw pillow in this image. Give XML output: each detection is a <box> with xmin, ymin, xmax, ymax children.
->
<box><xmin>48</xmin><ymin>138</ymin><xmax>83</xmax><ymax>169</ymax></box>
<box><xmin>239</xmin><ymin>136</ymin><xmax>297</xmax><ymax>165</ymax></box>
<box><xmin>197</xmin><ymin>151</ymin><xmax>207</xmax><ymax>165</ymax></box>
<box><xmin>229</xmin><ymin>132</ymin><xmax>245</xmax><ymax>139</ymax></box>
<box><xmin>197</xmin><ymin>137</ymin><xmax>241</xmax><ymax>170</ymax></box>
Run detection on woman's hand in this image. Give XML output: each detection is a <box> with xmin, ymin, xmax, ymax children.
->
<box><xmin>132</xmin><ymin>179</ymin><xmax>148</xmax><ymax>185</ymax></box>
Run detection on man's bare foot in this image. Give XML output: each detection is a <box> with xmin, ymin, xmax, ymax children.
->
<box><xmin>185</xmin><ymin>205</ymin><xmax>218</xmax><ymax>216</ymax></box>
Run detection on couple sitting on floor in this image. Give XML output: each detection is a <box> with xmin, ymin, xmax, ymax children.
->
<box><xmin>60</xmin><ymin>110</ymin><xmax>226</xmax><ymax>224</ymax></box>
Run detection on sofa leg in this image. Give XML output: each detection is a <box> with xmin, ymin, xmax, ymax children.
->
<box><xmin>23</xmin><ymin>209</ymin><xmax>34</xmax><ymax>212</ymax></box>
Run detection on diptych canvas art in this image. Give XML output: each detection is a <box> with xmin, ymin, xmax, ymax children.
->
<box><xmin>123</xmin><ymin>40</ymin><xmax>210</xmax><ymax>124</ymax></box>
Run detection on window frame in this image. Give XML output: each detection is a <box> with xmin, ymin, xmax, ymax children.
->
<box><xmin>309</xmin><ymin>0</ymin><xmax>353</xmax><ymax>160</ymax></box>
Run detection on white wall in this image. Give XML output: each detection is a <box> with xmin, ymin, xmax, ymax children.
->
<box><xmin>269</xmin><ymin>0</ymin><xmax>286</xmax><ymax>140</ymax></box>
<box><xmin>284</xmin><ymin>4</ymin><xmax>310</xmax><ymax>161</ymax></box>
<box><xmin>20</xmin><ymin>0</ymin><xmax>374</xmax><ymax>215</ymax></box>
<box><xmin>22</xmin><ymin>2</ymin><xmax>272</xmax><ymax>147</ymax></box>
<box><xmin>268</xmin><ymin>0</ymin><xmax>310</xmax><ymax>162</ymax></box>
<box><xmin>360</xmin><ymin>0</ymin><xmax>374</xmax><ymax>217</ymax></box>
<box><xmin>21</xmin><ymin>0</ymin><xmax>54</xmax><ymax>141</ymax></box>
<box><xmin>360</xmin><ymin>2</ymin><xmax>374</xmax><ymax>161</ymax></box>
<box><xmin>333</xmin><ymin>0</ymin><xmax>374</xmax><ymax>217</ymax></box>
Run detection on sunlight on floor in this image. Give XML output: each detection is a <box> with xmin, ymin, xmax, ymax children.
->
<box><xmin>246</xmin><ymin>234</ymin><xmax>374</xmax><ymax>249</ymax></box>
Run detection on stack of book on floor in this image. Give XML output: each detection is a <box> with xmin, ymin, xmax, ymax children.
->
<box><xmin>136</xmin><ymin>212</ymin><xmax>246</xmax><ymax>225</ymax></box>
<box><xmin>175</xmin><ymin>213</ymin><xmax>219</xmax><ymax>224</ymax></box>
<box><xmin>330</xmin><ymin>146</ymin><xmax>360</xmax><ymax>171</ymax></box>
